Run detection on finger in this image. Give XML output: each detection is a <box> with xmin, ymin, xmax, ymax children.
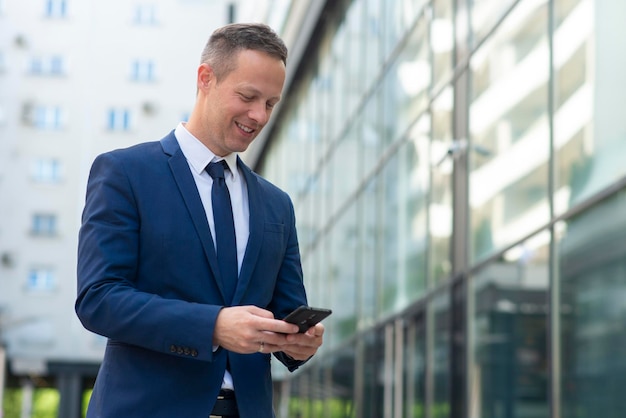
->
<box><xmin>258</xmin><ymin>317</ymin><xmax>299</xmax><ymax>334</ymax></box>
<box><xmin>305</xmin><ymin>323</ymin><xmax>325</xmax><ymax>337</ymax></box>
<box><xmin>244</xmin><ymin>305</ymin><xmax>275</xmax><ymax>319</ymax></box>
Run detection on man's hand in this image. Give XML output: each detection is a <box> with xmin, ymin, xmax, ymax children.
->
<box><xmin>281</xmin><ymin>323</ymin><xmax>325</xmax><ymax>361</ymax></box>
<box><xmin>213</xmin><ymin>306</ymin><xmax>324</xmax><ymax>359</ymax></box>
<box><xmin>213</xmin><ymin>305</ymin><xmax>299</xmax><ymax>354</ymax></box>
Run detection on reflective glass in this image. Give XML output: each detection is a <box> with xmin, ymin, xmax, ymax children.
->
<box><xmin>470</xmin><ymin>0</ymin><xmax>517</xmax><ymax>47</ymax></box>
<box><xmin>469</xmin><ymin>231</ymin><xmax>550</xmax><ymax>418</ymax></box>
<box><xmin>383</xmin><ymin>14</ymin><xmax>430</xmax><ymax>146</ymax></box>
<box><xmin>329</xmin><ymin>123</ymin><xmax>359</xmax><ymax>217</ymax></box>
<box><xmin>431</xmin><ymin>90</ymin><xmax>453</xmax><ymax>285</ymax></box>
<box><xmin>359</xmin><ymin>178</ymin><xmax>380</xmax><ymax>326</ymax></box>
<box><xmin>361</xmin><ymin>328</ymin><xmax>385</xmax><ymax>417</ymax></box>
<box><xmin>380</xmin><ymin>153</ymin><xmax>401</xmax><ymax>315</ymax></box>
<box><xmin>432</xmin><ymin>291</ymin><xmax>451</xmax><ymax>418</ymax></box>
<box><xmin>364</xmin><ymin>0</ymin><xmax>383</xmax><ymax>88</ymax></box>
<box><xmin>558</xmin><ymin>189</ymin><xmax>626</xmax><ymax>418</ymax></box>
<box><xmin>468</xmin><ymin>0</ymin><xmax>550</xmax><ymax>262</ymax></box>
<box><xmin>326</xmin><ymin>344</ymin><xmax>357</xmax><ymax>417</ymax></box>
<box><xmin>554</xmin><ymin>0</ymin><xmax>626</xmax><ymax>213</ymax></box>
<box><xmin>344</xmin><ymin>0</ymin><xmax>365</xmax><ymax>121</ymax></box>
<box><xmin>404</xmin><ymin>312</ymin><xmax>427</xmax><ymax>417</ymax></box>
<box><xmin>329</xmin><ymin>20</ymin><xmax>348</xmax><ymax>145</ymax></box>
<box><xmin>329</xmin><ymin>204</ymin><xmax>358</xmax><ymax>346</ymax></box>
<box><xmin>432</xmin><ymin>0</ymin><xmax>454</xmax><ymax>90</ymax></box>
<box><xmin>398</xmin><ymin>121</ymin><xmax>430</xmax><ymax>302</ymax></box>
<box><xmin>361</xmin><ymin>90</ymin><xmax>383</xmax><ymax>179</ymax></box>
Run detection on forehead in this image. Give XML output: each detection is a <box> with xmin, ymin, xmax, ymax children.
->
<box><xmin>224</xmin><ymin>49</ymin><xmax>286</xmax><ymax>98</ymax></box>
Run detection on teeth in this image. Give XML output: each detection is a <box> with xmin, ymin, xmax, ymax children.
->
<box><xmin>237</xmin><ymin>122</ymin><xmax>253</xmax><ymax>133</ymax></box>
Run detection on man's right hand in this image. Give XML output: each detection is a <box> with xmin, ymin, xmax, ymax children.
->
<box><xmin>213</xmin><ymin>305</ymin><xmax>300</xmax><ymax>354</ymax></box>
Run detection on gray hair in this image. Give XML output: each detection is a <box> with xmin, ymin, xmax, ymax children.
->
<box><xmin>200</xmin><ymin>23</ymin><xmax>288</xmax><ymax>81</ymax></box>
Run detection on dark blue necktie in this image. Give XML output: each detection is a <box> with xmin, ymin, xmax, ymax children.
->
<box><xmin>206</xmin><ymin>160</ymin><xmax>238</xmax><ymax>303</ymax></box>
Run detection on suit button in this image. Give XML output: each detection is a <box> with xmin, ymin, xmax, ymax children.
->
<box><xmin>191</xmin><ymin>350</ymin><xmax>198</xmax><ymax>357</ymax></box>
<box><xmin>170</xmin><ymin>345</ymin><xmax>177</xmax><ymax>353</ymax></box>
<box><xmin>177</xmin><ymin>347</ymin><xmax>183</xmax><ymax>355</ymax></box>
<box><xmin>184</xmin><ymin>347</ymin><xmax>190</xmax><ymax>355</ymax></box>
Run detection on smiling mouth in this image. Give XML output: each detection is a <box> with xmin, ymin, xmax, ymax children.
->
<box><xmin>236</xmin><ymin>122</ymin><xmax>255</xmax><ymax>134</ymax></box>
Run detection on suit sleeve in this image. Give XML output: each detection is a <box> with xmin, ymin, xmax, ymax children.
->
<box><xmin>75</xmin><ymin>152</ymin><xmax>221</xmax><ymax>362</ymax></box>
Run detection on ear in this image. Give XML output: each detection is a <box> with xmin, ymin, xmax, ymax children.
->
<box><xmin>197</xmin><ymin>63</ymin><xmax>214</xmax><ymax>92</ymax></box>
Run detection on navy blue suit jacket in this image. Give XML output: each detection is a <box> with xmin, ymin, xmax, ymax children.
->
<box><xmin>76</xmin><ymin>131</ymin><xmax>308</xmax><ymax>418</ymax></box>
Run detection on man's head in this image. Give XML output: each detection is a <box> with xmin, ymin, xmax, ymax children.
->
<box><xmin>200</xmin><ymin>23</ymin><xmax>288</xmax><ymax>82</ymax></box>
<box><xmin>187</xmin><ymin>23</ymin><xmax>288</xmax><ymax>157</ymax></box>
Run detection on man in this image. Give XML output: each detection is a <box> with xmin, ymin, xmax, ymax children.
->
<box><xmin>76</xmin><ymin>23</ymin><xmax>324</xmax><ymax>418</ymax></box>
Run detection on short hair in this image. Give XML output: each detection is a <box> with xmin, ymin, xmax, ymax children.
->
<box><xmin>200</xmin><ymin>23</ymin><xmax>288</xmax><ymax>81</ymax></box>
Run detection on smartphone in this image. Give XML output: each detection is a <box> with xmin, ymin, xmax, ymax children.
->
<box><xmin>283</xmin><ymin>306</ymin><xmax>332</xmax><ymax>333</ymax></box>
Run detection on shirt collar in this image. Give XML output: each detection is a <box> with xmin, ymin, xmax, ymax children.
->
<box><xmin>175</xmin><ymin>122</ymin><xmax>239</xmax><ymax>180</ymax></box>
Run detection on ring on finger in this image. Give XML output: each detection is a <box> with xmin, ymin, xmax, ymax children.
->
<box><xmin>258</xmin><ymin>341</ymin><xmax>265</xmax><ymax>353</ymax></box>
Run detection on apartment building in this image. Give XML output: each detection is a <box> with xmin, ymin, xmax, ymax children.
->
<box><xmin>0</xmin><ymin>1</ymin><xmax>293</xmax><ymax>416</ymax></box>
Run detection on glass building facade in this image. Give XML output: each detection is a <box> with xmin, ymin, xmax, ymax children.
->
<box><xmin>258</xmin><ymin>0</ymin><xmax>626</xmax><ymax>417</ymax></box>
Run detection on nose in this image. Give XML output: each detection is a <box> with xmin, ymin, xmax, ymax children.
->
<box><xmin>248</xmin><ymin>102</ymin><xmax>269</xmax><ymax>126</ymax></box>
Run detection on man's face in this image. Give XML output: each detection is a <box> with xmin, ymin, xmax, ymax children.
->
<box><xmin>198</xmin><ymin>49</ymin><xmax>286</xmax><ymax>156</ymax></box>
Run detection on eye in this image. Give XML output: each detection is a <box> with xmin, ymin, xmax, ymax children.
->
<box><xmin>239</xmin><ymin>94</ymin><xmax>253</xmax><ymax>102</ymax></box>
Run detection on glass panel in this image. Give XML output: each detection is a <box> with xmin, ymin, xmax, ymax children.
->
<box><xmin>345</xmin><ymin>0</ymin><xmax>365</xmax><ymax>122</ymax></box>
<box><xmin>469</xmin><ymin>231</ymin><xmax>550</xmax><ymax>418</ymax></box>
<box><xmin>361</xmin><ymin>90</ymin><xmax>383</xmax><ymax>181</ymax></box>
<box><xmin>329</xmin><ymin>19</ymin><xmax>348</xmax><ymax>145</ymax></box>
<box><xmin>289</xmin><ymin>370</ymin><xmax>314</xmax><ymax>417</ymax></box>
<box><xmin>384</xmin><ymin>13</ymin><xmax>430</xmax><ymax>146</ymax></box>
<box><xmin>329</xmin><ymin>204</ymin><xmax>358</xmax><ymax>346</ymax></box>
<box><xmin>359</xmin><ymin>177</ymin><xmax>380</xmax><ymax>327</ymax></box>
<box><xmin>361</xmin><ymin>328</ymin><xmax>385</xmax><ymax>417</ymax></box>
<box><xmin>404</xmin><ymin>312</ymin><xmax>427</xmax><ymax>417</ymax></box>
<box><xmin>380</xmin><ymin>154</ymin><xmax>401</xmax><ymax>315</ymax></box>
<box><xmin>554</xmin><ymin>0</ymin><xmax>626</xmax><ymax>214</ymax></box>
<box><xmin>430</xmin><ymin>89</ymin><xmax>453</xmax><ymax>285</ymax></box>
<box><xmin>432</xmin><ymin>291</ymin><xmax>451</xmax><ymax>418</ymax></box>
<box><xmin>470</xmin><ymin>0</ymin><xmax>517</xmax><ymax>47</ymax></box>
<box><xmin>432</xmin><ymin>0</ymin><xmax>454</xmax><ymax>89</ymax></box>
<box><xmin>558</xmin><ymin>189</ymin><xmax>626</xmax><ymax>418</ymax></box>
<box><xmin>468</xmin><ymin>0</ymin><xmax>550</xmax><ymax>262</ymax></box>
<box><xmin>329</xmin><ymin>122</ymin><xmax>359</xmax><ymax>217</ymax></box>
<box><xmin>400</xmin><ymin>120</ymin><xmax>430</xmax><ymax>302</ymax></box>
<box><xmin>326</xmin><ymin>344</ymin><xmax>356</xmax><ymax>417</ymax></box>
<box><xmin>364</xmin><ymin>0</ymin><xmax>383</xmax><ymax>88</ymax></box>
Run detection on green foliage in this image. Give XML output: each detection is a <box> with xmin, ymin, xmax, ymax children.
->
<box><xmin>288</xmin><ymin>396</ymin><xmax>355</xmax><ymax>418</ymax></box>
<box><xmin>2</xmin><ymin>387</ymin><xmax>61</xmax><ymax>418</ymax></box>
<box><xmin>2</xmin><ymin>388</ymin><xmax>22</xmax><ymax>418</ymax></box>
<box><xmin>31</xmin><ymin>389</ymin><xmax>59</xmax><ymax>418</ymax></box>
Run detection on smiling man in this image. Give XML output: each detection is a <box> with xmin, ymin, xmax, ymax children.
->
<box><xmin>76</xmin><ymin>23</ymin><xmax>324</xmax><ymax>418</ymax></box>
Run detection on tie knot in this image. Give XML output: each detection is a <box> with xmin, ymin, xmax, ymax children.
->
<box><xmin>206</xmin><ymin>160</ymin><xmax>228</xmax><ymax>180</ymax></box>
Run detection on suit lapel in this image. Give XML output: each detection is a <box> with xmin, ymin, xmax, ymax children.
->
<box><xmin>160</xmin><ymin>133</ymin><xmax>230</xmax><ymax>302</ymax></box>
<box><xmin>232</xmin><ymin>157</ymin><xmax>264</xmax><ymax>304</ymax></box>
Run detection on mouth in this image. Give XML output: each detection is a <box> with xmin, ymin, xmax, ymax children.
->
<box><xmin>236</xmin><ymin>121</ymin><xmax>255</xmax><ymax>135</ymax></box>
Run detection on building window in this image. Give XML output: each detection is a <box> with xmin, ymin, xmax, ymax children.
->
<box><xmin>108</xmin><ymin>109</ymin><xmax>131</xmax><ymax>131</ymax></box>
<box><xmin>45</xmin><ymin>0</ymin><xmax>67</xmax><ymax>18</ymax></box>
<box><xmin>27</xmin><ymin>268</ymin><xmax>56</xmax><ymax>291</ymax></box>
<box><xmin>33</xmin><ymin>106</ymin><xmax>63</xmax><ymax>129</ymax></box>
<box><xmin>29</xmin><ymin>55</ymin><xmax>65</xmax><ymax>76</ymax></box>
<box><xmin>131</xmin><ymin>60</ymin><xmax>155</xmax><ymax>82</ymax></box>
<box><xmin>32</xmin><ymin>159</ymin><xmax>62</xmax><ymax>183</ymax></box>
<box><xmin>134</xmin><ymin>4</ymin><xmax>157</xmax><ymax>25</ymax></box>
<box><xmin>31</xmin><ymin>213</ymin><xmax>57</xmax><ymax>236</ymax></box>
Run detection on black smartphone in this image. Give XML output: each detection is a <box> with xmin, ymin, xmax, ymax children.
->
<box><xmin>283</xmin><ymin>306</ymin><xmax>332</xmax><ymax>333</ymax></box>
